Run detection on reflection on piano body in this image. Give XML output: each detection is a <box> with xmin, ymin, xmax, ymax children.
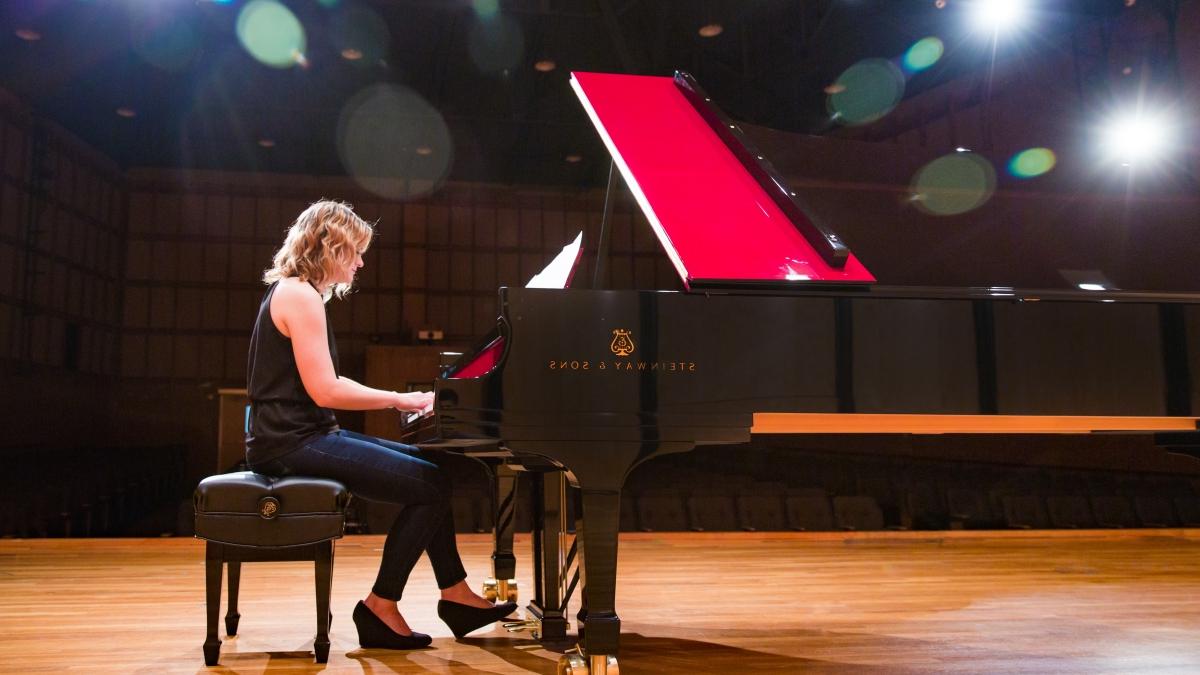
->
<box><xmin>399</xmin><ymin>72</ymin><xmax>1200</xmax><ymax>674</ymax></box>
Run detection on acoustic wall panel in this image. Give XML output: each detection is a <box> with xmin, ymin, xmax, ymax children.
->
<box><xmin>427</xmin><ymin>205</ymin><xmax>449</xmax><ymax>246</ymax></box>
<box><xmin>1</xmin><ymin>182</ymin><xmax>20</xmax><ymax>238</ymax></box>
<box><xmin>450</xmin><ymin>205</ymin><xmax>472</xmax><ymax>247</ymax></box>
<box><xmin>403</xmin><ymin>203</ymin><xmax>427</xmax><ymax>244</ymax></box>
<box><xmin>473</xmin><ymin>207</ymin><xmax>496</xmax><ymax>248</ymax></box>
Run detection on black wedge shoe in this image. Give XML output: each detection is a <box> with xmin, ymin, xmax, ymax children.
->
<box><xmin>352</xmin><ymin>601</ymin><xmax>433</xmax><ymax>650</ymax></box>
<box><xmin>437</xmin><ymin>600</ymin><xmax>518</xmax><ymax>638</ymax></box>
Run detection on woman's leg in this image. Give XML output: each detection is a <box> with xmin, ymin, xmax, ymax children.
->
<box><xmin>340</xmin><ymin>430</ymin><xmax>472</xmax><ymax>589</ymax></box>
<box><xmin>272</xmin><ymin>431</ymin><xmax>456</xmax><ymax>601</ymax></box>
<box><xmin>339</xmin><ymin>431</ymin><xmax>498</xmax><ymax>608</ymax></box>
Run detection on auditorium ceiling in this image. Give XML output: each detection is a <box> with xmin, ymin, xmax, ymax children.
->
<box><xmin>0</xmin><ymin>0</ymin><xmax>1125</xmax><ymax>187</ymax></box>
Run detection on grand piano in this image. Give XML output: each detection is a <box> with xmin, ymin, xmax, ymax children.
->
<box><xmin>400</xmin><ymin>71</ymin><xmax>1200</xmax><ymax>674</ymax></box>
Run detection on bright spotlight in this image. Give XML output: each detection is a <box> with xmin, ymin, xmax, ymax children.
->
<box><xmin>969</xmin><ymin>0</ymin><xmax>1030</xmax><ymax>33</ymax></box>
<box><xmin>1100</xmin><ymin>111</ymin><xmax>1174</xmax><ymax>164</ymax></box>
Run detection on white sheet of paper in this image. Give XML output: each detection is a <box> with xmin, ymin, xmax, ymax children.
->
<box><xmin>526</xmin><ymin>231</ymin><xmax>584</xmax><ymax>289</ymax></box>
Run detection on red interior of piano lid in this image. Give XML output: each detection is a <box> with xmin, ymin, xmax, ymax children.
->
<box><xmin>571</xmin><ymin>72</ymin><xmax>874</xmax><ymax>286</ymax></box>
<box><xmin>451</xmin><ymin>336</ymin><xmax>504</xmax><ymax>379</ymax></box>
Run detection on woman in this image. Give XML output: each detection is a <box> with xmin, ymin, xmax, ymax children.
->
<box><xmin>245</xmin><ymin>200</ymin><xmax>515</xmax><ymax>649</ymax></box>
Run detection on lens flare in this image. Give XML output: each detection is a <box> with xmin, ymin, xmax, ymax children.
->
<box><xmin>827</xmin><ymin>59</ymin><xmax>906</xmax><ymax>126</ymax></box>
<box><xmin>131</xmin><ymin>8</ymin><xmax>200</xmax><ymax>72</ymax></box>
<box><xmin>1099</xmin><ymin>111</ymin><xmax>1174</xmax><ymax>164</ymax></box>
<box><xmin>337</xmin><ymin>84</ymin><xmax>453</xmax><ymax>200</ymax></box>
<box><xmin>910</xmin><ymin>153</ymin><xmax>997</xmax><ymax>216</ymax></box>
<box><xmin>903</xmin><ymin>37</ymin><xmax>944</xmax><ymax>73</ymax></box>
<box><xmin>969</xmin><ymin>0</ymin><xmax>1029</xmax><ymax>33</ymax></box>
<box><xmin>472</xmin><ymin>0</ymin><xmax>500</xmax><ymax>19</ymax></box>
<box><xmin>1008</xmin><ymin>147</ymin><xmax>1056</xmax><ymax>178</ymax></box>
<box><xmin>468</xmin><ymin>13</ymin><xmax>525</xmax><ymax>73</ymax></box>
<box><xmin>332</xmin><ymin>5</ymin><xmax>390</xmax><ymax>66</ymax></box>
<box><xmin>236</xmin><ymin>0</ymin><xmax>306</xmax><ymax>69</ymax></box>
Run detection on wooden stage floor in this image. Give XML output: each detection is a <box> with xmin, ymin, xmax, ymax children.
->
<box><xmin>2</xmin><ymin>530</ymin><xmax>1199</xmax><ymax>674</ymax></box>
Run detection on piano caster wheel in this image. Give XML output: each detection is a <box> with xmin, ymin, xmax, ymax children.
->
<box><xmin>557</xmin><ymin>648</ymin><xmax>618</xmax><ymax>675</ymax></box>
<box><xmin>499</xmin><ymin>578</ymin><xmax>519</xmax><ymax>603</ymax></box>
<box><xmin>483</xmin><ymin>577</ymin><xmax>519</xmax><ymax>602</ymax></box>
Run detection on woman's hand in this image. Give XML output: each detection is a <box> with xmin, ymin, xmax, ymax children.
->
<box><xmin>393</xmin><ymin>390</ymin><xmax>435</xmax><ymax>413</ymax></box>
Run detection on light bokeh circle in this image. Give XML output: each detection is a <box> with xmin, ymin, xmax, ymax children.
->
<box><xmin>337</xmin><ymin>84</ymin><xmax>454</xmax><ymax>200</ymax></box>
<box><xmin>236</xmin><ymin>0</ymin><xmax>306</xmax><ymax>69</ymax></box>
<box><xmin>828</xmin><ymin>58</ymin><xmax>906</xmax><ymax>126</ymax></box>
<box><xmin>910</xmin><ymin>153</ymin><xmax>998</xmax><ymax>216</ymax></box>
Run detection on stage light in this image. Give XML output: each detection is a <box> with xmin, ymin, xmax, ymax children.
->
<box><xmin>698</xmin><ymin>24</ymin><xmax>723</xmax><ymax>38</ymax></box>
<box><xmin>1078</xmin><ymin>283</ymin><xmax>1106</xmax><ymax>291</ymax></box>
<box><xmin>116</xmin><ymin>107</ymin><xmax>136</xmax><ymax>118</ymax></box>
<box><xmin>15</xmin><ymin>28</ymin><xmax>41</xmax><ymax>41</ymax></box>
<box><xmin>968</xmin><ymin>0</ymin><xmax>1030</xmax><ymax>34</ymax></box>
<box><xmin>1099</xmin><ymin>111</ymin><xmax>1174</xmax><ymax>164</ymax></box>
<box><xmin>535</xmin><ymin>59</ymin><xmax>556</xmax><ymax>72</ymax></box>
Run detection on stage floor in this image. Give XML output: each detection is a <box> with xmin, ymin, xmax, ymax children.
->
<box><xmin>2</xmin><ymin>530</ymin><xmax>1199</xmax><ymax>673</ymax></box>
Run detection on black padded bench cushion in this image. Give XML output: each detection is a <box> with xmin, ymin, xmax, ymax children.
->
<box><xmin>194</xmin><ymin>472</ymin><xmax>350</xmax><ymax>547</ymax></box>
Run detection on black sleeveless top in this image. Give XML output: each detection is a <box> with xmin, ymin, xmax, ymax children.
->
<box><xmin>245</xmin><ymin>280</ymin><xmax>339</xmax><ymax>465</ymax></box>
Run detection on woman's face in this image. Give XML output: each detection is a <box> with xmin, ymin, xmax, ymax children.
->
<box><xmin>336</xmin><ymin>248</ymin><xmax>365</xmax><ymax>286</ymax></box>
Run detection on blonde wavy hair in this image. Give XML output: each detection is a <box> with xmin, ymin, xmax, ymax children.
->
<box><xmin>263</xmin><ymin>200</ymin><xmax>374</xmax><ymax>301</ymax></box>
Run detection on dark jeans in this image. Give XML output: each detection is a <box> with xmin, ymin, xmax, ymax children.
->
<box><xmin>251</xmin><ymin>430</ymin><xmax>468</xmax><ymax>601</ymax></box>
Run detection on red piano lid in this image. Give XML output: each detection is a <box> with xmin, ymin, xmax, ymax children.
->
<box><xmin>570</xmin><ymin>72</ymin><xmax>875</xmax><ymax>287</ymax></box>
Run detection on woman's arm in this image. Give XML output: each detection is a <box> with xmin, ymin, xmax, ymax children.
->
<box><xmin>272</xmin><ymin>281</ymin><xmax>432</xmax><ymax>411</ymax></box>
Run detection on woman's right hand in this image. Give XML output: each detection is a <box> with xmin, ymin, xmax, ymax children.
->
<box><xmin>393</xmin><ymin>390</ymin><xmax>435</xmax><ymax>413</ymax></box>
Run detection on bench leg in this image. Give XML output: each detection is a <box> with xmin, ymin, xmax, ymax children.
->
<box><xmin>314</xmin><ymin>541</ymin><xmax>333</xmax><ymax>663</ymax></box>
<box><xmin>225</xmin><ymin>561</ymin><xmax>241</xmax><ymax>636</ymax></box>
<box><xmin>204</xmin><ymin>543</ymin><xmax>223</xmax><ymax>666</ymax></box>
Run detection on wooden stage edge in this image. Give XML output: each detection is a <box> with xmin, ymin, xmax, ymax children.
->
<box><xmin>2</xmin><ymin>530</ymin><xmax>1199</xmax><ymax>674</ymax></box>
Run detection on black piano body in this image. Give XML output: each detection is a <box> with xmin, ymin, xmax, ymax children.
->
<box><xmin>400</xmin><ymin>284</ymin><xmax>1200</xmax><ymax>671</ymax></box>
<box><xmin>397</xmin><ymin>71</ymin><xmax>1200</xmax><ymax>673</ymax></box>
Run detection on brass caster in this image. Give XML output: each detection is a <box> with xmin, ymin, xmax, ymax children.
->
<box><xmin>498</xmin><ymin>578</ymin><xmax>519</xmax><ymax>603</ymax></box>
<box><xmin>556</xmin><ymin>648</ymin><xmax>618</xmax><ymax>675</ymax></box>
<box><xmin>482</xmin><ymin>577</ymin><xmax>498</xmax><ymax>601</ymax></box>
<box><xmin>590</xmin><ymin>654</ymin><xmax>619</xmax><ymax>675</ymax></box>
<box><xmin>557</xmin><ymin>650</ymin><xmax>587</xmax><ymax>675</ymax></box>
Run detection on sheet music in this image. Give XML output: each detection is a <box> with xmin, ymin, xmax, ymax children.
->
<box><xmin>526</xmin><ymin>231</ymin><xmax>583</xmax><ymax>289</ymax></box>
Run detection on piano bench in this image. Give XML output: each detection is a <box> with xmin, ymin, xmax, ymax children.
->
<box><xmin>193</xmin><ymin>471</ymin><xmax>351</xmax><ymax>666</ymax></box>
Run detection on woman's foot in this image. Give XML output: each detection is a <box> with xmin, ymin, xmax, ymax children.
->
<box><xmin>354</xmin><ymin>597</ymin><xmax>432</xmax><ymax>650</ymax></box>
<box><xmin>363</xmin><ymin>593</ymin><xmax>416</xmax><ymax>635</ymax></box>
<box><xmin>439</xmin><ymin>580</ymin><xmax>498</xmax><ymax>609</ymax></box>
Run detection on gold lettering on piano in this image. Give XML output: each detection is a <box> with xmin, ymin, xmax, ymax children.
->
<box><xmin>610</xmin><ymin>329</ymin><xmax>635</xmax><ymax>356</ymax></box>
<box><xmin>547</xmin><ymin>359</ymin><xmax>696</xmax><ymax>373</ymax></box>
<box><xmin>547</xmin><ymin>329</ymin><xmax>695</xmax><ymax>373</ymax></box>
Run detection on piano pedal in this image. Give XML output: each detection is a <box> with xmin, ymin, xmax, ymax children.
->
<box><xmin>503</xmin><ymin>618</ymin><xmax>537</xmax><ymax>633</ymax></box>
<box><xmin>557</xmin><ymin>646</ymin><xmax>618</xmax><ymax>675</ymax></box>
<box><xmin>503</xmin><ymin>617</ymin><xmax>569</xmax><ymax>640</ymax></box>
<box><xmin>482</xmin><ymin>577</ymin><xmax>519</xmax><ymax>602</ymax></box>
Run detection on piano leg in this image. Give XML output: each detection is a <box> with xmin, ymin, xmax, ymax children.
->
<box><xmin>526</xmin><ymin>470</ymin><xmax>571</xmax><ymax>641</ymax></box>
<box><xmin>568</xmin><ymin>487</ymin><xmax>621</xmax><ymax>674</ymax></box>
<box><xmin>484</xmin><ymin>462</ymin><xmax>520</xmax><ymax>603</ymax></box>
